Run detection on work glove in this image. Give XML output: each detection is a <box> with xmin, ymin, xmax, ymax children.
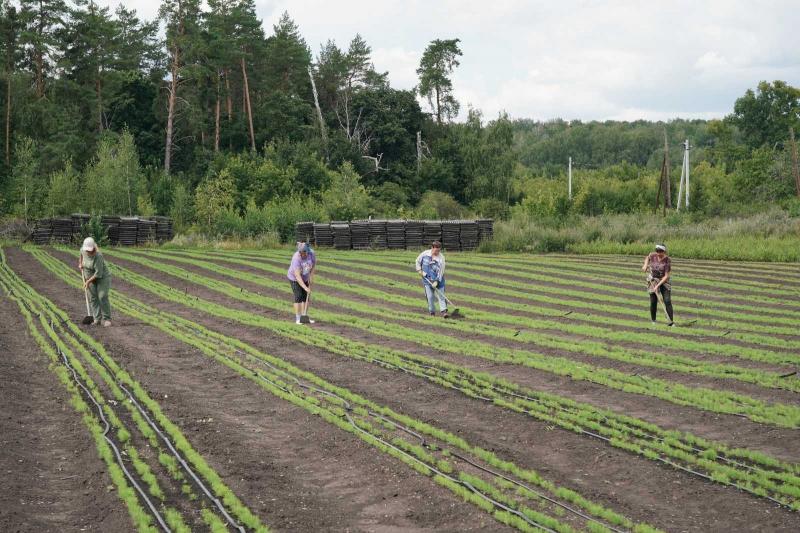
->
<box><xmin>430</xmin><ymin>280</ymin><xmax>439</xmax><ymax>289</ymax></box>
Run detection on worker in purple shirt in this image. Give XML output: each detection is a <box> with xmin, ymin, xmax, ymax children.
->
<box><xmin>287</xmin><ymin>242</ymin><xmax>316</xmax><ymax>324</ymax></box>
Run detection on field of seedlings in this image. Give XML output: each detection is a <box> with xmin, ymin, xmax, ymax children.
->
<box><xmin>2</xmin><ymin>244</ymin><xmax>800</xmax><ymax>532</ymax></box>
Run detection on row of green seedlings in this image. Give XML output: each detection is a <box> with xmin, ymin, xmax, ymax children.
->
<box><xmin>110</xmin><ymin>247</ymin><xmax>800</xmax><ymax>429</ymax></box>
<box><xmin>176</xmin><ymin>248</ymin><xmax>800</xmax><ymax>385</ymax></box>
<box><xmin>237</xmin><ymin>248</ymin><xmax>800</xmax><ymax>348</ymax></box>
<box><xmin>1</xmin><ymin>250</ymin><xmax>266</xmax><ymax>532</ymax></box>
<box><xmin>0</xmin><ymin>258</ymin><xmax>185</xmax><ymax>532</ymax></box>
<box><xmin>537</xmin><ymin>253</ymin><xmax>800</xmax><ymax>286</ymax></box>
<box><xmin>372</xmin><ymin>248</ymin><xmax>800</xmax><ymax>286</ymax></box>
<box><xmin>411</xmin><ymin>249</ymin><xmax>800</xmax><ymax>303</ymax></box>
<box><xmin>29</xmin><ymin>247</ymin><xmax>656</xmax><ymax>533</ymax></box>
<box><xmin>476</xmin><ymin>254</ymin><xmax>800</xmax><ymax>302</ymax></box>
<box><xmin>321</xmin><ymin>251</ymin><xmax>800</xmax><ymax>328</ymax></box>
<box><xmin>34</xmin><ymin>248</ymin><xmax>800</xmax><ymax>509</ymax></box>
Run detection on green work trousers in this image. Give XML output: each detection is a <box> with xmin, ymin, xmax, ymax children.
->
<box><xmin>88</xmin><ymin>276</ymin><xmax>112</xmax><ymax>321</ymax></box>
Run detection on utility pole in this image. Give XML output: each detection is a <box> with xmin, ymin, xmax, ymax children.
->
<box><xmin>568</xmin><ymin>157</ymin><xmax>572</xmax><ymax>200</ymax></box>
<box><xmin>676</xmin><ymin>139</ymin><xmax>691</xmax><ymax>210</ymax></box>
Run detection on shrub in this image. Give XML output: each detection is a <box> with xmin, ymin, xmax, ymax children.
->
<box><xmin>263</xmin><ymin>195</ymin><xmax>324</xmax><ymax>242</ymax></box>
<box><xmin>414</xmin><ymin>191</ymin><xmax>469</xmax><ymax>219</ymax></box>
<box><xmin>320</xmin><ymin>162</ymin><xmax>370</xmax><ymax>221</ymax></box>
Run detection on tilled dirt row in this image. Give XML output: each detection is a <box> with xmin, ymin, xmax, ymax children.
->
<box><xmin>6</xmin><ymin>247</ymin><xmax>502</xmax><ymax>532</ymax></box>
<box><xmin>0</xmin><ymin>283</ymin><xmax>132</xmax><ymax>532</ymax></box>
<box><xmin>105</xmin><ymin>249</ymin><xmax>800</xmax><ymax>462</ymax></box>
<box><xmin>313</xmin><ymin>254</ymin><xmax>800</xmax><ymax>350</ymax></box>
<box><xmin>212</xmin><ymin>251</ymin><xmax>800</xmax><ymax>359</ymax></box>
<box><xmin>175</xmin><ymin>251</ymin><xmax>800</xmax><ymax>404</ymax></box>
<box><xmin>443</xmin><ymin>256</ymin><xmax>800</xmax><ymax>305</ymax></box>
<box><xmin>338</xmin><ymin>254</ymin><xmax>800</xmax><ymax>326</ymax></box>
<box><xmin>540</xmin><ymin>254</ymin><xmax>800</xmax><ymax>286</ymax></box>
<box><xmin>31</xmin><ymin>247</ymin><xmax>800</xmax><ymax>530</ymax></box>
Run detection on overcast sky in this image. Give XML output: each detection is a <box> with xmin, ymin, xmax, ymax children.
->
<box><xmin>99</xmin><ymin>0</ymin><xmax>799</xmax><ymax>122</ymax></box>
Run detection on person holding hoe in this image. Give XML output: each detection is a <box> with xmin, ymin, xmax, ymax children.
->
<box><xmin>287</xmin><ymin>242</ymin><xmax>316</xmax><ymax>325</ymax></box>
<box><xmin>642</xmin><ymin>243</ymin><xmax>675</xmax><ymax>327</ymax></box>
<box><xmin>415</xmin><ymin>240</ymin><xmax>449</xmax><ymax>318</ymax></box>
<box><xmin>77</xmin><ymin>236</ymin><xmax>112</xmax><ymax>327</ymax></box>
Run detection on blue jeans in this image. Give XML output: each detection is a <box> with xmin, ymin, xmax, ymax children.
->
<box><xmin>423</xmin><ymin>279</ymin><xmax>447</xmax><ymax>313</ymax></box>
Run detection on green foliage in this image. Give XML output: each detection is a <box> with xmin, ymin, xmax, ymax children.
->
<box><xmin>262</xmin><ymin>194</ymin><xmax>323</xmax><ymax>242</ymax></box>
<box><xmin>320</xmin><ymin>161</ymin><xmax>370</xmax><ymax>221</ymax></box>
<box><xmin>414</xmin><ymin>190</ymin><xmax>469</xmax><ymax>219</ymax></box>
<box><xmin>731</xmin><ymin>81</ymin><xmax>800</xmax><ymax>149</ymax></box>
<box><xmin>417</xmin><ymin>38</ymin><xmax>462</xmax><ymax>124</ymax></box>
<box><xmin>10</xmin><ymin>136</ymin><xmax>42</xmax><ymax>223</ymax></box>
<box><xmin>169</xmin><ymin>182</ymin><xmax>194</xmax><ymax>234</ymax></box>
<box><xmin>80</xmin><ymin>215</ymin><xmax>109</xmax><ymax>247</ymax></box>
<box><xmin>82</xmin><ymin>131</ymin><xmax>144</xmax><ymax>216</ymax></box>
<box><xmin>46</xmin><ymin>160</ymin><xmax>81</xmax><ymax>217</ymax></box>
<box><xmin>194</xmin><ymin>169</ymin><xmax>236</xmax><ymax>228</ymax></box>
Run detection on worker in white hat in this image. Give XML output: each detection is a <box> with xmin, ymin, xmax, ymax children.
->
<box><xmin>78</xmin><ymin>237</ymin><xmax>112</xmax><ymax>326</ymax></box>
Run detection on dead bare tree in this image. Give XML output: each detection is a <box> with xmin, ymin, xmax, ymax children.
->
<box><xmin>362</xmin><ymin>153</ymin><xmax>387</xmax><ymax>175</ymax></box>
<box><xmin>308</xmin><ymin>66</ymin><xmax>327</xmax><ymax>142</ymax></box>
<box><xmin>241</xmin><ymin>56</ymin><xmax>255</xmax><ymax>151</ymax></box>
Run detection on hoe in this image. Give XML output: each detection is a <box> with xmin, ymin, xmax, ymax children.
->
<box><xmin>299</xmin><ymin>289</ymin><xmax>313</xmax><ymax>324</ymax></box>
<box><xmin>80</xmin><ymin>269</ymin><xmax>94</xmax><ymax>325</ymax></box>
<box><xmin>424</xmin><ymin>278</ymin><xmax>464</xmax><ymax>319</ymax></box>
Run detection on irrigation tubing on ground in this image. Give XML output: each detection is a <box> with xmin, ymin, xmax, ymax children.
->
<box><xmin>57</xmin><ymin>344</ymin><xmax>171</xmax><ymax>533</ymax></box>
<box><xmin>144</xmin><ymin>301</ymin><xmax>589</xmax><ymax>532</ymax></box>
<box><xmin>4</xmin><ymin>279</ymin><xmax>171</xmax><ymax>532</ymax></box>
<box><xmin>89</xmin><ymin>351</ymin><xmax>246</xmax><ymax>533</ymax></box>
<box><xmin>28</xmin><ymin>247</ymin><xmax>800</xmax><ymax>515</ymax></box>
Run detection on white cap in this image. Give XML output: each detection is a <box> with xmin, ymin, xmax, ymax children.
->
<box><xmin>655</xmin><ymin>243</ymin><xmax>666</xmax><ymax>252</ymax></box>
<box><xmin>82</xmin><ymin>237</ymin><xmax>97</xmax><ymax>252</ymax></box>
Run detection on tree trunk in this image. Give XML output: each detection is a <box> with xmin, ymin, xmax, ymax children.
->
<box><xmin>35</xmin><ymin>1</ymin><xmax>44</xmax><ymax>98</ymax></box>
<box><xmin>308</xmin><ymin>66</ymin><xmax>326</xmax><ymax>141</ymax></box>
<box><xmin>225</xmin><ymin>69</ymin><xmax>232</xmax><ymax>121</ymax></box>
<box><xmin>435</xmin><ymin>85</ymin><xmax>441</xmax><ymax>124</ymax></box>
<box><xmin>165</xmin><ymin>44</ymin><xmax>179</xmax><ymax>174</ymax></box>
<box><xmin>241</xmin><ymin>56</ymin><xmax>255</xmax><ymax>152</ymax></box>
<box><xmin>95</xmin><ymin>76</ymin><xmax>103</xmax><ymax>133</ymax></box>
<box><xmin>790</xmin><ymin>127</ymin><xmax>800</xmax><ymax>198</ymax></box>
<box><xmin>214</xmin><ymin>75</ymin><xmax>221</xmax><ymax>152</ymax></box>
<box><xmin>5</xmin><ymin>73</ymin><xmax>11</xmax><ymax>165</ymax></box>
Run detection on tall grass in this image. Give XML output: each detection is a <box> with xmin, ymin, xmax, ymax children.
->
<box><xmin>481</xmin><ymin>208</ymin><xmax>800</xmax><ymax>261</ymax></box>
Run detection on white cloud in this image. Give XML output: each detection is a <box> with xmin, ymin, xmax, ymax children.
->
<box><xmin>95</xmin><ymin>0</ymin><xmax>800</xmax><ymax>121</ymax></box>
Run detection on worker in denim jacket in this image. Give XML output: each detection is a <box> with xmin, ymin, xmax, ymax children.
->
<box><xmin>415</xmin><ymin>240</ymin><xmax>448</xmax><ymax>318</ymax></box>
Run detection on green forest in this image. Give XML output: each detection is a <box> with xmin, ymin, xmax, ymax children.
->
<box><xmin>0</xmin><ymin>0</ymin><xmax>798</xmax><ymax>254</ymax></box>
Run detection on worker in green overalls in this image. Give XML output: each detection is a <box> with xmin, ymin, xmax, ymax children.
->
<box><xmin>78</xmin><ymin>237</ymin><xmax>112</xmax><ymax>326</ymax></box>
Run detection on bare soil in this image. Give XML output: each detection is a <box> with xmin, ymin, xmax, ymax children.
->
<box><xmin>43</xmin><ymin>249</ymin><xmax>797</xmax><ymax>531</ymax></box>
<box><xmin>0</xmin><ymin>286</ymin><xmax>132</xmax><ymax>532</ymax></box>
<box><xmin>5</xmin><ymin>247</ymin><xmax>504</xmax><ymax>532</ymax></box>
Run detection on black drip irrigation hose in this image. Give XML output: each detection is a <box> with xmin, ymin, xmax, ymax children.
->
<box><xmin>2</xmin><ymin>274</ymin><xmax>230</xmax><ymax>532</ymax></box>
<box><xmin>57</xmin><ymin>347</ymin><xmax>171</xmax><ymax>533</ymax></box>
<box><xmin>170</xmin><ymin>317</ymin><xmax>560</xmax><ymax>532</ymax></box>
<box><xmin>116</xmin><ymin>285</ymin><xmax>798</xmax><ymax>511</ymax></box>
<box><xmin>88</xmin><ymin>351</ymin><xmax>246</xmax><ymax>533</ymax></box>
<box><xmin>388</xmin><ymin>351</ymin><xmax>780</xmax><ymax>478</ymax></box>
